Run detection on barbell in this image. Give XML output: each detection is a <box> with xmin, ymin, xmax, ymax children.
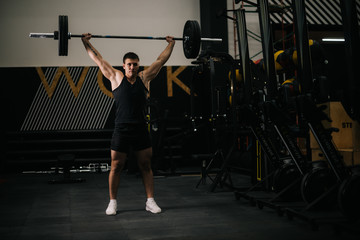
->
<box><xmin>29</xmin><ymin>15</ymin><xmax>223</xmax><ymax>59</ymax></box>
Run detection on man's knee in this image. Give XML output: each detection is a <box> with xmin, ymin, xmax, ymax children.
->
<box><xmin>138</xmin><ymin>160</ymin><xmax>152</xmax><ymax>172</ymax></box>
<box><xmin>111</xmin><ymin>150</ymin><xmax>127</xmax><ymax>173</ymax></box>
<box><xmin>138</xmin><ymin>156</ymin><xmax>151</xmax><ymax>172</ymax></box>
<box><xmin>137</xmin><ymin>151</ymin><xmax>152</xmax><ymax>172</ymax></box>
<box><xmin>111</xmin><ymin>160</ymin><xmax>125</xmax><ymax>173</ymax></box>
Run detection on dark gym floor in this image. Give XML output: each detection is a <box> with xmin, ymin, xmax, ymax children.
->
<box><xmin>0</xmin><ymin>170</ymin><xmax>359</xmax><ymax>240</ymax></box>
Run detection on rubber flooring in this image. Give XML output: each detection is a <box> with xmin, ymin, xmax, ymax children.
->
<box><xmin>0</xmin><ymin>171</ymin><xmax>359</xmax><ymax>240</ymax></box>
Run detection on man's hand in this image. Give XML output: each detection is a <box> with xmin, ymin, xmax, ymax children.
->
<box><xmin>82</xmin><ymin>33</ymin><xmax>92</xmax><ymax>41</ymax></box>
<box><xmin>81</xmin><ymin>33</ymin><xmax>98</xmax><ymax>57</ymax></box>
<box><xmin>165</xmin><ymin>36</ymin><xmax>175</xmax><ymax>45</ymax></box>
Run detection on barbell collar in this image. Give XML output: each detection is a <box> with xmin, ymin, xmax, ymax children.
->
<box><xmin>200</xmin><ymin>37</ymin><xmax>223</xmax><ymax>42</ymax></box>
<box><xmin>29</xmin><ymin>33</ymin><xmax>55</xmax><ymax>38</ymax></box>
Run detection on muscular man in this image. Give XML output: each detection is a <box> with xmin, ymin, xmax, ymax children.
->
<box><xmin>81</xmin><ymin>33</ymin><xmax>175</xmax><ymax>215</ymax></box>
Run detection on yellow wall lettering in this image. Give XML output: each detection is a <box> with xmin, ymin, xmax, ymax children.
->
<box><xmin>36</xmin><ymin>67</ymin><xmax>89</xmax><ymax>98</ymax></box>
<box><xmin>36</xmin><ymin>67</ymin><xmax>62</xmax><ymax>99</ymax></box>
<box><xmin>166</xmin><ymin>66</ymin><xmax>191</xmax><ymax>97</ymax></box>
<box><xmin>97</xmin><ymin>70</ymin><xmax>113</xmax><ymax>98</ymax></box>
<box><xmin>63</xmin><ymin>67</ymin><xmax>89</xmax><ymax>98</ymax></box>
<box><xmin>37</xmin><ymin>66</ymin><xmax>192</xmax><ymax>99</ymax></box>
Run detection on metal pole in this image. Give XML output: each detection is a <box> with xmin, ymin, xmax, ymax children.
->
<box><xmin>340</xmin><ymin>0</ymin><xmax>360</xmax><ymax>120</ymax></box>
<box><xmin>257</xmin><ymin>0</ymin><xmax>278</xmax><ymax>100</ymax></box>
<box><xmin>291</xmin><ymin>0</ymin><xmax>313</xmax><ymax>93</ymax></box>
<box><xmin>235</xmin><ymin>9</ymin><xmax>253</xmax><ymax>104</ymax></box>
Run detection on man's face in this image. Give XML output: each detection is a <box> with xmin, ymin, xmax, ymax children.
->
<box><xmin>123</xmin><ymin>58</ymin><xmax>140</xmax><ymax>78</ymax></box>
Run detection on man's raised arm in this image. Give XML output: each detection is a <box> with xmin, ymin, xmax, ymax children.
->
<box><xmin>81</xmin><ymin>33</ymin><xmax>121</xmax><ymax>82</ymax></box>
<box><xmin>141</xmin><ymin>36</ymin><xmax>175</xmax><ymax>83</ymax></box>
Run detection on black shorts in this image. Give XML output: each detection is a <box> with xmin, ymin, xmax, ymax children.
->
<box><xmin>110</xmin><ymin>123</ymin><xmax>151</xmax><ymax>153</ymax></box>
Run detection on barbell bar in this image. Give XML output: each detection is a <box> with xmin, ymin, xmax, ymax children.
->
<box><xmin>29</xmin><ymin>15</ymin><xmax>223</xmax><ymax>59</ymax></box>
<box><xmin>29</xmin><ymin>32</ymin><xmax>220</xmax><ymax>42</ymax></box>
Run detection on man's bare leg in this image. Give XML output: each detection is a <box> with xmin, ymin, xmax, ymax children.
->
<box><xmin>136</xmin><ymin>147</ymin><xmax>161</xmax><ymax>213</ymax></box>
<box><xmin>136</xmin><ymin>147</ymin><xmax>154</xmax><ymax>197</ymax></box>
<box><xmin>106</xmin><ymin>150</ymin><xmax>126</xmax><ymax>215</ymax></box>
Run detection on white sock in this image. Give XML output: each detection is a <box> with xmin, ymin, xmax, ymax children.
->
<box><xmin>110</xmin><ymin>199</ymin><xmax>117</xmax><ymax>203</ymax></box>
<box><xmin>147</xmin><ymin>198</ymin><xmax>154</xmax><ymax>202</ymax></box>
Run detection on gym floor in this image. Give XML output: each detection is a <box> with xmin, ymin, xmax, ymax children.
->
<box><xmin>0</xmin><ymin>171</ymin><xmax>359</xmax><ymax>240</ymax></box>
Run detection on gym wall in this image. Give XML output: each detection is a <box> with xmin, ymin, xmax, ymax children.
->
<box><xmin>226</xmin><ymin>0</ymin><xmax>263</xmax><ymax>61</ymax></box>
<box><xmin>0</xmin><ymin>0</ymin><xmax>200</xmax><ymax>67</ymax></box>
<box><xmin>1</xmin><ymin>0</ymin><xmax>231</xmax><ymax>171</ymax></box>
<box><xmin>0</xmin><ymin>0</ymin><xmax>231</xmax><ymax>130</ymax></box>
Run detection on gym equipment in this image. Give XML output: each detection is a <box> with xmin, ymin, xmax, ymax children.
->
<box><xmin>48</xmin><ymin>154</ymin><xmax>86</xmax><ymax>184</ymax></box>
<box><xmin>340</xmin><ymin>0</ymin><xmax>360</xmax><ymax>121</ymax></box>
<box><xmin>225</xmin><ymin>6</ymin><xmax>305</xmax><ymax>203</ymax></box>
<box><xmin>29</xmin><ymin>15</ymin><xmax>223</xmax><ymax>59</ymax></box>
<box><xmin>286</xmin><ymin>0</ymin><xmax>360</xmax><ymax>221</ymax></box>
<box><xmin>337</xmin><ymin>166</ymin><xmax>360</xmax><ymax>220</ymax></box>
<box><xmin>300</xmin><ymin>161</ymin><xmax>337</xmax><ymax>209</ymax></box>
<box><xmin>256</xmin><ymin>0</ymin><xmax>311</xmax><ymax>202</ymax></box>
<box><xmin>337</xmin><ymin>0</ymin><xmax>360</xmax><ymax>220</ymax></box>
<box><xmin>272</xmin><ymin>160</ymin><xmax>302</xmax><ymax>201</ymax></box>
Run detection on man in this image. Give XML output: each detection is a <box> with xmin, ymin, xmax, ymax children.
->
<box><xmin>81</xmin><ymin>33</ymin><xmax>175</xmax><ymax>215</ymax></box>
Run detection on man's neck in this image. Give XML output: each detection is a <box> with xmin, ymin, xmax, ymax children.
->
<box><xmin>125</xmin><ymin>74</ymin><xmax>137</xmax><ymax>82</ymax></box>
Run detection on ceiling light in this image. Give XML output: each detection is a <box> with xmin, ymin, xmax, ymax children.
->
<box><xmin>322</xmin><ymin>38</ymin><xmax>345</xmax><ymax>42</ymax></box>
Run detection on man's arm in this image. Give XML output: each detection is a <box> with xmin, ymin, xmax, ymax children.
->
<box><xmin>81</xmin><ymin>33</ymin><xmax>123</xmax><ymax>84</ymax></box>
<box><xmin>140</xmin><ymin>36</ymin><xmax>175</xmax><ymax>83</ymax></box>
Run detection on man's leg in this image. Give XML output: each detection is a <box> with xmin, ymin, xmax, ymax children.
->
<box><xmin>106</xmin><ymin>150</ymin><xmax>127</xmax><ymax>215</ymax></box>
<box><xmin>136</xmin><ymin>147</ymin><xmax>161</xmax><ymax>213</ymax></box>
<box><xmin>136</xmin><ymin>147</ymin><xmax>154</xmax><ymax>198</ymax></box>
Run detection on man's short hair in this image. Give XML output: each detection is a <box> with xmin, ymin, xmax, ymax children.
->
<box><xmin>123</xmin><ymin>52</ymin><xmax>139</xmax><ymax>63</ymax></box>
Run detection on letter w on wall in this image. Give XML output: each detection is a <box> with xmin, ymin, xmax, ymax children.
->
<box><xmin>36</xmin><ymin>67</ymin><xmax>89</xmax><ymax>98</ymax></box>
<box><xmin>21</xmin><ymin>67</ymin><xmax>114</xmax><ymax>131</ymax></box>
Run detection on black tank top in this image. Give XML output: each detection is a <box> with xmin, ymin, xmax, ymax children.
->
<box><xmin>112</xmin><ymin>76</ymin><xmax>148</xmax><ymax>124</ymax></box>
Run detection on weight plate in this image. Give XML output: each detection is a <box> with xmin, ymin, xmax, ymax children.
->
<box><xmin>338</xmin><ymin>173</ymin><xmax>360</xmax><ymax>220</ymax></box>
<box><xmin>63</xmin><ymin>15</ymin><xmax>69</xmax><ymax>56</ymax></box>
<box><xmin>58</xmin><ymin>15</ymin><xmax>69</xmax><ymax>56</ymax></box>
<box><xmin>272</xmin><ymin>163</ymin><xmax>301</xmax><ymax>201</ymax></box>
<box><xmin>183</xmin><ymin>20</ymin><xmax>201</xmax><ymax>59</ymax></box>
<box><xmin>58</xmin><ymin>16</ymin><xmax>64</xmax><ymax>56</ymax></box>
<box><xmin>301</xmin><ymin>167</ymin><xmax>337</xmax><ymax>209</ymax></box>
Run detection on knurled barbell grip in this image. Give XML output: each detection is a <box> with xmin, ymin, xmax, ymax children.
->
<box><xmin>72</xmin><ymin>34</ymin><xmax>222</xmax><ymax>42</ymax></box>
